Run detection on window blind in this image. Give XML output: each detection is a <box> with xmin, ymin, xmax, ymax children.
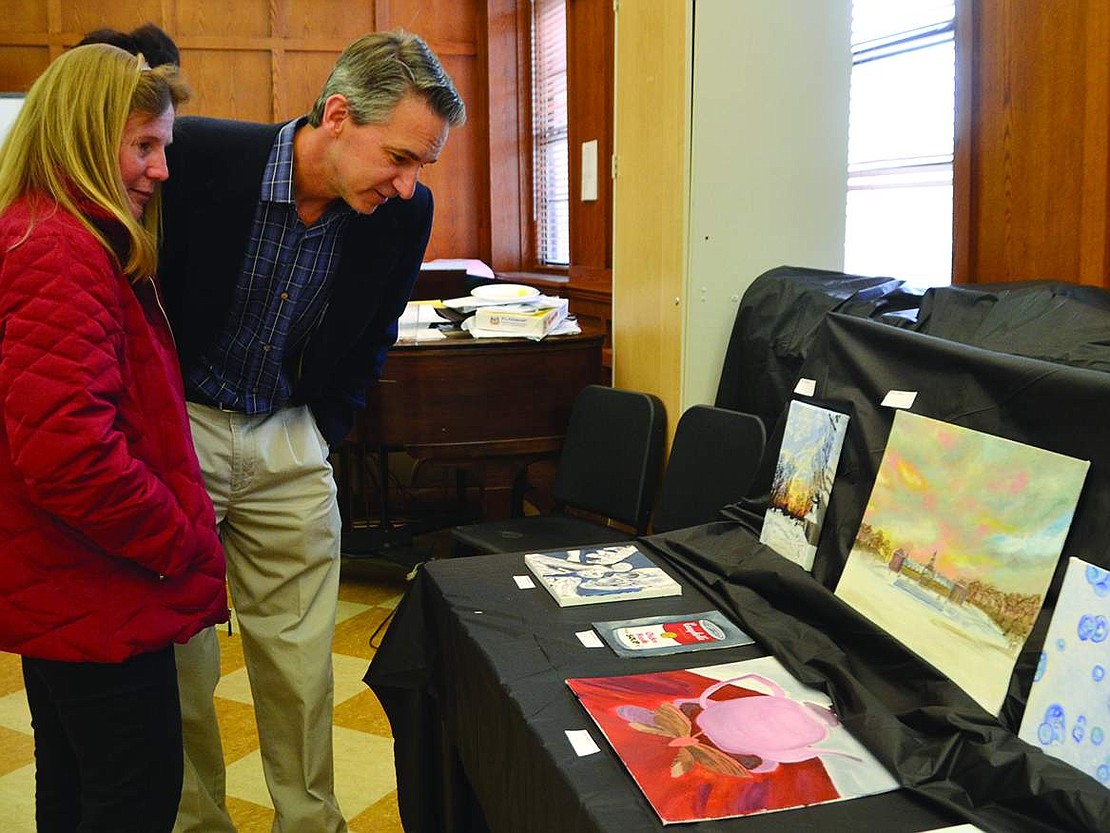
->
<box><xmin>844</xmin><ymin>0</ymin><xmax>955</xmax><ymax>287</ymax></box>
<box><xmin>532</xmin><ymin>0</ymin><xmax>570</xmax><ymax>266</ymax></box>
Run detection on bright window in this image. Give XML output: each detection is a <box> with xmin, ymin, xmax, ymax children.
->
<box><xmin>531</xmin><ymin>0</ymin><xmax>570</xmax><ymax>267</ymax></box>
<box><xmin>0</xmin><ymin>94</ymin><xmax>23</xmax><ymax>145</ymax></box>
<box><xmin>844</xmin><ymin>0</ymin><xmax>955</xmax><ymax>287</ymax></box>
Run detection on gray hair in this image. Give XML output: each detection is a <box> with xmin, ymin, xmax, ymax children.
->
<box><xmin>308</xmin><ymin>30</ymin><xmax>466</xmax><ymax>128</ymax></box>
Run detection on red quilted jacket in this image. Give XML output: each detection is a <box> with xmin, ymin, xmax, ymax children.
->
<box><xmin>0</xmin><ymin>195</ymin><xmax>228</xmax><ymax>663</ymax></box>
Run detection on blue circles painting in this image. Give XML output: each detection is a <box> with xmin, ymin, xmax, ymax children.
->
<box><xmin>1019</xmin><ymin>557</ymin><xmax>1110</xmax><ymax>786</ymax></box>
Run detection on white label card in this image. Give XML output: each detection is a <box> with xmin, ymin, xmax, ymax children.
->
<box><xmin>794</xmin><ymin>378</ymin><xmax>817</xmax><ymax>396</ymax></box>
<box><xmin>565</xmin><ymin>729</ymin><xmax>601</xmax><ymax>757</ymax></box>
<box><xmin>513</xmin><ymin>575</ymin><xmax>536</xmax><ymax>590</ymax></box>
<box><xmin>576</xmin><ymin>630</ymin><xmax>604</xmax><ymax>648</ymax></box>
<box><xmin>880</xmin><ymin>389</ymin><xmax>918</xmax><ymax>409</ymax></box>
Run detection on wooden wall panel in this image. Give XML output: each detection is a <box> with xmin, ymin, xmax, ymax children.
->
<box><xmin>483</xmin><ymin>0</ymin><xmax>527</xmax><ymax>270</ymax></box>
<box><xmin>182</xmin><ymin>50</ymin><xmax>274</xmax><ymax>120</ymax></box>
<box><xmin>386</xmin><ymin>0</ymin><xmax>479</xmax><ymax>44</ymax></box>
<box><xmin>0</xmin><ymin>48</ymin><xmax>49</xmax><ymax>91</ymax></box>
<box><xmin>421</xmin><ymin>52</ymin><xmax>484</xmax><ymax>259</ymax></box>
<box><xmin>0</xmin><ymin>1</ymin><xmax>487</xmax><ymax>263</ymax></box>
<box><xmin>5</xmin><ymin>5</ymin><xmax>48</xmax><ymax>33</ymax></box>
<box><xmin>60</xmin><ymin>2</ymin><xmax>171</xmax><ymax>36</ymax></box>
<box><xmin>280</xmin><ymin>51</ymin><xmax>343</xmax><ymax>120</ymax></box>
<box><xmin>566</xmin><ymin>0</ymin><xmax>613</xmax><ymax>281</ymax></box>
<box><xmin>379</xmin><ymin>0</ymin><xmax>486</xmax><ymax>261</ymax></box>
<box><xmin>173</xmin><ymin>1</ymin><xmax>270</xmax><ymax>38</ymax></box>
<box><xmin>956</xmin><ymin>0</ymin><xmax>1110</xmax><ymax>287</ymax></box>
<box><xmin>283</xmin><ymin>1</ymin><xmax>377</xmax><ymax>39</ymax></box>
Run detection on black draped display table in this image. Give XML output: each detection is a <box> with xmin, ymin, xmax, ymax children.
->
<box><xmin>367</xmin><ymin>542</ymin><xmax>1029</xmax><ymax>833</ymax></box>
<box><xmin>367</xmin><ymin>279</ymin><xmax>1110</xmax><ymax>833</ymax></box>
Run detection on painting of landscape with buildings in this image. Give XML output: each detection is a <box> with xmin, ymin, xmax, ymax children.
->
<box><xmin>759</xmin><ymin>401</ymin><xmax>850</xmax><ymax>570</ymax></box>
<box><xmin>834</xmin><ymin>411</ymin><xmax>1089</xmax><ymax>714</ymax></box>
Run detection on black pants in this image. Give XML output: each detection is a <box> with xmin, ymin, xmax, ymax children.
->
<box><xmin>21</xmin><ymin>646</ymin><xmax>183</xmax><ymax>833</ymax></box>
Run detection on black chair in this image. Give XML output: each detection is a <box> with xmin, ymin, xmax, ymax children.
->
<box><xmin>451</xmin><ymin>384</ymin><xmax>667</xmax><ymax>554</ymax></box>
<box><xmin>650</xmin><ymin>405</ymin><xmax>766</xmax><ymax>534</ymax></box>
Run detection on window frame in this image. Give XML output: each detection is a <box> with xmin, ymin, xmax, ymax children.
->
<box><xmin>844</xmin><ymin>4</ymin><xmax>956</xmax><ymax>286</ymax></box>
<box><xmin>485</xmin><ymin>0</ymin><xmax>569</xmax><ymax>278</ymax></box>
<box><xmin>484</xmin><ymin>0</ymin><xmax>613</xmax><ymax>284</ymax></box>
<box><xmin>531</xmin><ymin>0</ymin><xmax>571</xmax><ymax>268</ymax></box>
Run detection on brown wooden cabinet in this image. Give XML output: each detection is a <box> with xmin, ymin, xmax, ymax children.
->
<box><xmin>351</xmin><ymin>330</ymin><xmax>604</xmax><ymax>522</ymax></box>
<box><xmin>498</xmin><ymin>272</ymin><xmax>612</xmax><ymax>384</ymax></box>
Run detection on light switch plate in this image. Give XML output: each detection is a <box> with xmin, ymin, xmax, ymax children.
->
<box><xmin>581</xmin><ymin>139</ymin><xmax>598</xmax><ymax>201</ymax></box>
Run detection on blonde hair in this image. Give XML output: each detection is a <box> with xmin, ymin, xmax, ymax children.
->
<box><xmin>0</xmin><ymin>43</ymin><xmax>190</xmax><ymax>278</ymax></box>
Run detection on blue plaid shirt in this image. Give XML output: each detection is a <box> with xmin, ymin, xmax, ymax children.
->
<box><xmin>187</xmin><ymin>118</ymin><xmax>353</xmax><ymax>413</ymax></box>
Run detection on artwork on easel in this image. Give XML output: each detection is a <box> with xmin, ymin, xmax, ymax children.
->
<box><xmin>759</xmin><ymin>400</ymin><xmax>850</xmax><ymax>570</ymax></box>
<box><xmin>1018</xmin><ymin>557</ymin><xmax>1110</xmax><ymax>788</ymax></box>
<box><xmin>834</xmin><ymin>411</ymin><xmax>1089</xmax><ymax>715</ymax></box>
<box><xmin>566</xmin><ymin>655</ymin><xmax>897</xmax><ymax>825</ymax></box>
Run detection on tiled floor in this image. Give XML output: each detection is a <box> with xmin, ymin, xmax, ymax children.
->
<box><xmin>0</xmin><ymin>553</ymin><xmax>417</xmax><ymax>832</ymax></box>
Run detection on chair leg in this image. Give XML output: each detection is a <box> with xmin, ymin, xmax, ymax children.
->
<box><xmin>369</xmin><ymin>607</ymin><xmax>396</xmax><ymax>650</ymax></box>
<box><xmin>510</xmin><ymin>470</ymin><xmax>528</xmax><ymax>518</ymax></box>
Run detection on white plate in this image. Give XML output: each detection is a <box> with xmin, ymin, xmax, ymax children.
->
<box><xmin>471</xmin><ymin>283</ymin><xmax>540</xmax><ymax>301</ymax></box>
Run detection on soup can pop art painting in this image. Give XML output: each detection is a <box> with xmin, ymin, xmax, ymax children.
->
<box><xmin>835</xmin><ymin>411</ymin><xmax>1089</xmax><ymax>714</ymax></box>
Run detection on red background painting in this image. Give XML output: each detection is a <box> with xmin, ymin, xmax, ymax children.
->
<box><xmin>567</xmin><ymin>669</ymin><xmax>839</xmax><ymax>824</ymax></box>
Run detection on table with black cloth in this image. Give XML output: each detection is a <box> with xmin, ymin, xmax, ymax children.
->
<box><xmin>366</xmin><ymin>531</ymin><xmax>1107</xmax><ymax>833</ymax></box>
<box><xmin>367</xmin><ymin>541</ymin><xmax>961</xmax><ymax>832</ymax></box>
<box><xmin>367</xmin><ymin>310</ymin><xmax>1110</xmax><ymax>833</ymax></box>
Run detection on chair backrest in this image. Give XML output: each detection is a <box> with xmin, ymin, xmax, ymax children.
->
<box><xmin>552</xmin><ymin>385</ymin><xmax>667</xmax><ymax>534</ymax></box>
<box><xmin>650</xmin><ymin>405</ymin><xmax>766</xmax><ymax>534</ymax></box>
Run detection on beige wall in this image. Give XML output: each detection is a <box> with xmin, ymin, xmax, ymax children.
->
<box><xmin>613</xmin><ymin>0</ymin><xmax>852</xmax><ymax>416</ymax></box>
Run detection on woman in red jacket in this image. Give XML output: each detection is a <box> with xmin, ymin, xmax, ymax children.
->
<box><xmin>0</xmin><ymin>45</ymin><xmax>227</xmax><ymax>832</ymax></box>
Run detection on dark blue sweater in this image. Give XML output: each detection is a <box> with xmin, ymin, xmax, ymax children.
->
<box><xmin>158</xmin><ymin>115</ymin><xmax>433</xmax><ymax>446</ymax></box>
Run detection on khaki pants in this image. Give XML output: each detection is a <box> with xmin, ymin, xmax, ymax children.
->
<box><xmin>174</xmin><ymin>404</ymin><xmax>346</xmax><ymax>833</ymax></box>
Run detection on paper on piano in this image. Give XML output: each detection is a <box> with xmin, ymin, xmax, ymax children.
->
<box><xmin>441</xmin><ymin>294</ymin><xmax>520</xmax><ymax>311</ymax></box>
<box><xmin>397</xmin><ymin>327</ymin><xmax>446</xmax><ymax>343</ymax></box>
<box><xmin>400</xmin><ymin>301</ymin><xmax>449</xmax><ymax>325</ymax></box>
<box><xmin>421</xmin><ymin>258</ymin><xmax>496</xmax><ymax>281</ymax></box>
<box><xmin>397</xmin><ymin>301</ymin><xmax>448</xmax><ymax>342</ymax></box>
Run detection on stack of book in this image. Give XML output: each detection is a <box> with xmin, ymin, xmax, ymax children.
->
<box><xmin>442</xmin><ymin>283</ymin><xmax>575</xmax><ymax>339</ymax></box>
<box><xmin>472</xmin><ymin>296</ymin><xmax>569</xmax><ymax>338</ymax></box>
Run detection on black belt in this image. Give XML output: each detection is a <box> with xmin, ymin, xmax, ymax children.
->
<box><xmin>187</xmin><ymin>392</ymin><xmax>246</xmax><ymax>413</ymax></box>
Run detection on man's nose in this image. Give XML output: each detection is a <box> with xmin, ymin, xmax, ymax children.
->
<box><xmin>394</xmin><ymin>165</ymin><xmax>419</xmax><ymax>200</ymax></box>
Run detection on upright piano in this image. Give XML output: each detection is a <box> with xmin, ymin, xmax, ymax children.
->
<box><xmin>338</xmin><ymin>329</ymin><xmax>604</xmax><ymax>553</ymax></box>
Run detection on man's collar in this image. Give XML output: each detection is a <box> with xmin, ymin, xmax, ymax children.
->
<box><xmin>260</xmin><ymin>117</ymin><xmax>306</xmax><ymax>205</ymax></box>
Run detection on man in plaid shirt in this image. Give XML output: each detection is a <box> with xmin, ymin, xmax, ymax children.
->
<box><xmin>158</xmin><ymin>31</ymin><xmax>466</xmax><ymax>833</ymax></box>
